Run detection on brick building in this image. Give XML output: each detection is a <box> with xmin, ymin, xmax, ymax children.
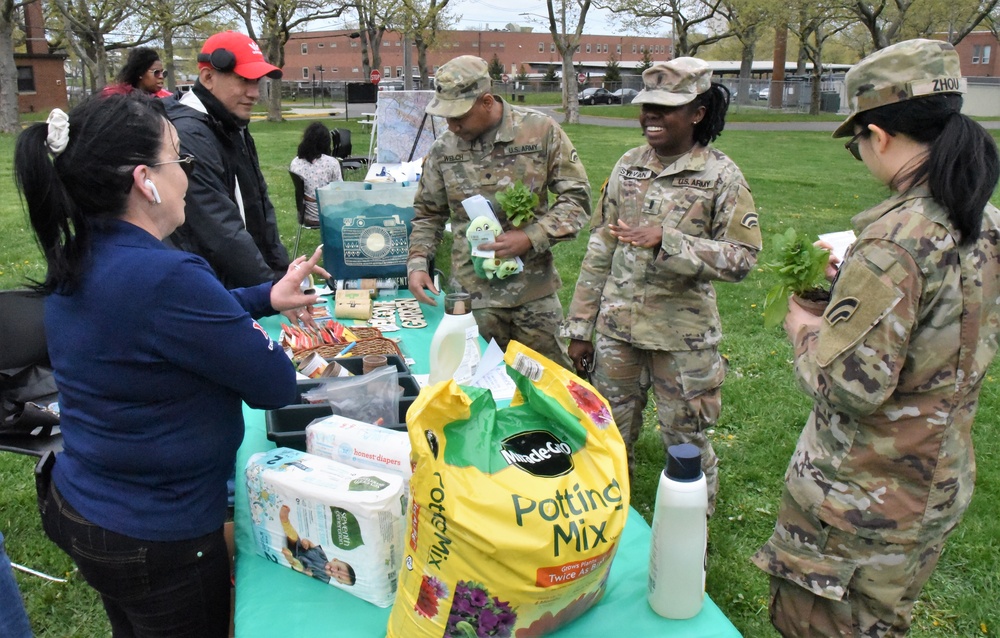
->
<box><xmin>950</xmin><ymin>31</ymin><xmax>1000</xmax><ymax>77</ymax></box>
<box><xmin>283</xmin><ymin>28</ymin><xmax>672</xmax><ymax>85</ymax></box>
<box><xmin>15</xmin><ymin>0</ymin><xmax>68</xmax><ymax>114</ymax></box>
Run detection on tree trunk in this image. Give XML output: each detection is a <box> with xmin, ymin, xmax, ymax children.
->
<box><xmin>808</xmin><ymin>36</ymin><xmax>824</xmax><ymax>116</ymax></box>
<box><xmin>358</xmin><ymin>26</ymin><xmax>372</xmax><ymax>77</ymax></box>
<box><xmin>737</xmin><ymin>37</ymin><xmax>754</xmax><ymax>105</ymax></box>
<box><xmin>88</xmin><ymin>34</ymin><xmax>110</xmax><ymax>92</ymax></box>
<box><xmin>370</xmin><ymin>30</ymin><xmax>384</xmax><ymax>75</ymax></box>
<box><xmin>770</xmin><ymin>22</ymin><xmax>787</xmax><ymax>109</ymax></box>
<box><xmin>162</xmin><ymin>26</ymin><xmax>176</xmax><ymax>91</ymax></box>
<box><xmin>414</xmin><ymin>34</ymin><xmax>429</xmax><ymax>86</ymax></box>
<box><xmin>0</xmin><ymin>2</ymin><xmax>20</xmax><ymax>133</ymax></box>
<box><xmin>561</xmin><ymin>49</ymin><xmax>577</xmax><ymax>124</ymax></box>
<box><xmin>263</xmin><ymin>32</ymin><xmax>284</xmax><ymax>122</ymax></box>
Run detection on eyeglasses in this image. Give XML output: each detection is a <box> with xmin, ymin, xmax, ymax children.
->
<box><xmin>845</xmin><ymin>130</ymin><xmax>866</xmax><ymax>161</ymax></box>
<box><xmin>151</xmin><ymin>69</ymin><xmax>168</xmax><ymax>78</ymax></box>
<box><xmin>151</xmin><ymin>153</ymin><xmax>196</xmax><ymax>177</ymax></box>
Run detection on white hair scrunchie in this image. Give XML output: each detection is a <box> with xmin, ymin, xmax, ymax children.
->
<box><xmin>46</xmin><ymin>109</ymin><xmax>70</xmax><ymax>156</ymax></box>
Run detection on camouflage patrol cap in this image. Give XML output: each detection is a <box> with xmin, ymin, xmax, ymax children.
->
<box><xmin>833</xmin><ymin>38</ymin><xmax>966</xmax><ymax>138</ymax></box>
<box><xmin>426</xmin><ymin>56</ymin><xmax>493</xmax><ymax>118</ymax></box>
<box><xmin>632</xmin><ymin>57</ymin><xmax>713</xmax><ymax>107</ymax></box>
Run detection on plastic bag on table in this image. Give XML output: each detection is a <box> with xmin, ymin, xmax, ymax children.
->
<box><xmin>300</xmin><ymin>366</ymin><xmax>400</xmax><ymax>427</ymax></box>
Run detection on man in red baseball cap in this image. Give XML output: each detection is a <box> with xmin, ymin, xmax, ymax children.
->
<box><xmin>198</xmin><ymin>31</ymin><xmax>282</xmax><ymax>85</ymax></box>
<box><xmin>164</xmin><ymin>31</ymin><xmax>295</xmax><ymax>294</ymax></box>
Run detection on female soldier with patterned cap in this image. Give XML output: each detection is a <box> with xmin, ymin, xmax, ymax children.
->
<box><xmin>562</xmin><ymin>57</ymin><xmax>761</xmax><ymax>515</ymax></box>
<box><xmin>754</xmin><ymin>39</ymin><xmax>1000</xmax><ymax>636</ymax></box>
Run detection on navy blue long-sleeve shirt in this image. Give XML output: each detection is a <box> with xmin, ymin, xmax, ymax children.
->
<box><xmin>48</xmin><ymin>220</ymin><xmax>296</xmax><ymax>541</ymax></box>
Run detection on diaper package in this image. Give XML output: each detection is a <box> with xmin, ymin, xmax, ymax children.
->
<box><xmin>306</xmin><ymin>414</ymin><xmax>412</xmax><ymax>479</ymax></box>
<box><xmin>245</xmin><ymin>447</ymin><xmax>407</xmax><ymax>607</ymax></box>
<box><xmin>387</xmin><ymin>341</ymin><xmax>630</xmax><ymax>637</ymax></box>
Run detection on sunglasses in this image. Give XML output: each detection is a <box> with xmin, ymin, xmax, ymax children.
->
<box><xmin>845</xmin><ymin>130</ymin><xmax>866</xmax><ymax>161</ymax></box>
<box><xmin>151</xmin><ymin>69</ymin><xmax>168</xmax><ymax>78</ymax></box>
<box><xmin>151</xmin><ymin>153</ymin><xmax>196</xmax><ymax>177</ymax></box>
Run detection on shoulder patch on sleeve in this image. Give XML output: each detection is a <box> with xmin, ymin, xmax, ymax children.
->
<box><xmin>723</xmin><ymin>186</ymin><xmax>762</xmax><ymax>250</ymax></box>
<box><xmin>816</xmin><ymin>259</ymin><xmax>902</xmax><ymax>367</ymax></box>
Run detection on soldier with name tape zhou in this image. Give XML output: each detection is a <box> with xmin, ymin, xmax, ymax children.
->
<box><xmin>753</xmin><ymin>39</ymin><xmax>1000</xmax><ymax>636</ymax></box>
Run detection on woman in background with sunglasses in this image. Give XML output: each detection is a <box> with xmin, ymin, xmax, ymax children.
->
<box><xmin>14</xmin><ymin>93</ymin><xmax>327</xmax><ymax>636</ymax></box>
<box><xmin>105</xmin><ymin>47</ymin><xmax>173</xmax><ymax>97</ymax></box>
<box><xmin>754</xmin><ymin>39</ymin><xmax>1000</xmax><ymax>636</ymax></box>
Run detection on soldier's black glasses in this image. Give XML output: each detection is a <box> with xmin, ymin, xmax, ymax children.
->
<box><xmin>845</xmin><ymin>131</ymin><xmax>866</xmax><ymax>162</ymax></box>
<box><xmin>151</xmin><ymin>153</ymin><xmax>196</xmax><ymax>177</ymax></box>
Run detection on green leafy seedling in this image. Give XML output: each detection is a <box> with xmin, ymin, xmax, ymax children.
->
<box><xmin>496</xmin><ymin>180</ymin><xmax>539</xmax><ymax>227</ymax></box>
<box><xmin>760</xmin><ymin>228</ymin><xmax>831</xmax><ymax>329</ymax></box>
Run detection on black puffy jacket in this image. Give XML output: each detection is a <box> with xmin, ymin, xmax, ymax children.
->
<box><xmin>164</xmin><ymin>84</ymin><xmax>289</xmax><ymax>289</ymax></box>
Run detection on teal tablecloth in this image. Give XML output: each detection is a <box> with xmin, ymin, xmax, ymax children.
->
<box><xmin>233</xmin><ymin>293</ymin><xmax>742</xmax><ymax>637</ymax></box>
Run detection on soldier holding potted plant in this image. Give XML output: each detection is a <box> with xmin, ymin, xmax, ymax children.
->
<box><xmin>754</xmin><ymin>39</ymin><xmax>1000</xmax><ymax>637</ymax></box>
<box><xmin>407</xmin><ymin>56</ymin><xmax>590</xmax><ymax>367</ymax></box>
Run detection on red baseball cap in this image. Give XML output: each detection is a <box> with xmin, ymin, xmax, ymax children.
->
<box><xmin>199</xmin><ymin>31</ymin><xmax>282</xmax><ymax>80</ymax></box>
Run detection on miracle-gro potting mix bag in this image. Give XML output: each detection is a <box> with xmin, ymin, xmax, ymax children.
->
<box><xmin>387</xmin><ymin>341</ymin><xmax>630</xmax><ymax>637</ymax></box>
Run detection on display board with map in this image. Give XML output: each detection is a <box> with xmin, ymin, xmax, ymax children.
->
<box><xmin>374</xmin><ymin>91</ymin><xmax>446</xmax><ymax>164</ymax></box>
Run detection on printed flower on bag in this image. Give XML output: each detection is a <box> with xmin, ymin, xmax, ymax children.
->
<box><xmin>567</xmin><ymin>381</ymin><xmax>612</xmax><ymax>428</ymax></box>
<box><xmin>415</xmin><ymin>574</ymin><xmax>449</xmax><ymax>619</ymax></box>
<box><xmin>446</xmin><ymin>581</ymin><xmax>517</xmax><ymax>638</ymax></box>
<box><xmin>514</xmin><ymin>587</ymin><xmax>604</xmax><ymax>637</ymax></box>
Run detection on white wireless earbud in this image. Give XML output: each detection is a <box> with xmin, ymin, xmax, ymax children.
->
<box><xmin>144</xmin><ymin>179</ymin><xmax>161</xmax><ymax>204</ymax></box>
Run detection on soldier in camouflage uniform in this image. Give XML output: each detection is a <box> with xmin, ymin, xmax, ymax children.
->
<box><xmin>407</xmin><ymin>56</ymin><xmax>591</xmax><ymax>366</ymax></box>
<box><xmin>562</xmin><ymin>58</ymin><xmax>761</xmax><ymax>514</ymax></box>
<box><xmin>753</xmin><ymin>39</ymin><xmax>1000</xmax><ymax>637</ymax></box>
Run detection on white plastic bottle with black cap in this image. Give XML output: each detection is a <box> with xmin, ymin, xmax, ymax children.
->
<box><xmin>428</xmin><ymin>292</ymin><xmax>481</xmax><ymax>385</ymax></box>
<box><xmin>647</xmin><ymin>442</ymin><xmax>707</xmax><ymax>619</ymax></box>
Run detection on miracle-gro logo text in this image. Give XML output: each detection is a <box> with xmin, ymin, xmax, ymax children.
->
<box><xmin>500</xmin><ymin>430</ymin><xmax>574</xmax><ymax>477</ymax></box>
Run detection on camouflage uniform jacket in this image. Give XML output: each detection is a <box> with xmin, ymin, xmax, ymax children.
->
<box><xmin>771</xmin><ymin>184</ymin><xmax>1000</xmax><ymax>554</ymax></box>
<box><xmin>407</xmin><ymin>99</ymin><xmax>591</xmax><ymax>309</ymax></box>
<box><xmin>562</xmin><ymin>144</ymin><xmax>760</xmax><ymax>351</ymax></box>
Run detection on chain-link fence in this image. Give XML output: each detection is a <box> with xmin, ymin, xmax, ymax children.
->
<box><xmin>719</xmin><ymin>77</ymin><xmax>847</xmax><ymax>114</ymax></box>
<box><xmin>486</xmin><ymin>77</ymin><xmax>847</xmax><ymax>113</ymax></box>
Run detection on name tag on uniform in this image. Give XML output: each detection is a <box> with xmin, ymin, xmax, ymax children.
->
<box><xmin>619</xmin><ymin>167</ymin><xmax>654</xmax><ymax>180</ymax></box>
<box><xmin>674</xmin><ymin>177</ymin><xmax>714</xmax><ymax>188</ymax></box>
<box><xmin>441</xmin><ymin>153</ymin><xmax>468</xmax><ymax>163</ymax></box>
<box><xmin>504</xmin><ymin>143</ymin><xmax>541</xmax><ymax>155</ymax></box>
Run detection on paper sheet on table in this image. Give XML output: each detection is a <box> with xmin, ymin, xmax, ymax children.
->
<box><xmin>818</xmin><ymin>230</ymin><xmax>857</xmax><ymax>264</ymax></box>
<box><xmin>467</xmin><ymin>339</ymin><xmax>516</xmax><ymax>401</ymax></box>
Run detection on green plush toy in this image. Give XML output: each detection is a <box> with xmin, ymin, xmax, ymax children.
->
<box><xmin>468</xmin><ymin>216</ymin><xmax>520</xmax><ymax>280</ymax></box>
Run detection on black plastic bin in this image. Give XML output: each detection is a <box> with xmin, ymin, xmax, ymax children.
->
<box><xmin>265</xmin><ymin>399</ymin><xmax>413</xmax><ymax>451</ymax></box>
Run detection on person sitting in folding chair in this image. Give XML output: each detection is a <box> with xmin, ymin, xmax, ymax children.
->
<box><xmin>289</xmin><ymin>122</ymin><xmax>343</xmax><ymax>227</ymax></box>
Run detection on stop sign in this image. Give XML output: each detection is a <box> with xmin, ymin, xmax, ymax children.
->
<box><xmin>577</xmin><ymin>72</ymin><xmax>587</xmax><ymax>84</ymax></box>
<box><xmin>370</xmin><ymin>69</ymin><xmax>381</xmax><ymax>85</ymax></box>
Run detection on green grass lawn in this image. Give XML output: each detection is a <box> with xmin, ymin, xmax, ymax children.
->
<box><xmin>2</xmin><ymin>117</ymin><xmax>999</xmax><ymax>637</ymax></box>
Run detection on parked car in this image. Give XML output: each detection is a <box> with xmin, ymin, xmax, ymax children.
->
<box><xmin>757</xmin><ymin>86</ymin><xmax>770</xmax><ymax>101</ymax></box>
<box><xmin>578</xmin><ymin>87</ymin><xmax>614</xmax><ymax>105</ymax></box>
<box><xmin>611</xmin><ymin>88</ymin><xmax>638</xmax><ymax>104</ymax></box>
